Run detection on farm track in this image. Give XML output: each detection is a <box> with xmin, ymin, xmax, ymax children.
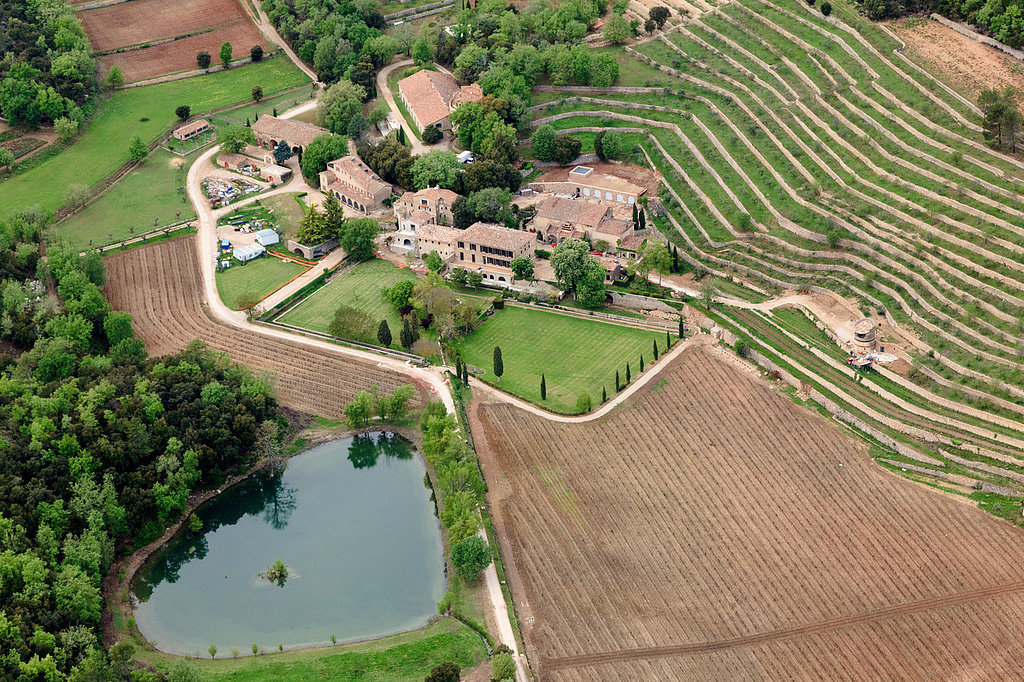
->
<box><xmin>103</xmin><ymin>237</ymin><xmax>423</xmax><ymax>419</ymax></box>
<box><xmin>472</xmin><ymin>347</ymin><xmax>1024</xmax><ymax>679</ymax></box>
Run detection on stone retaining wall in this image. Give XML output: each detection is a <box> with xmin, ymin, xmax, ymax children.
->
<box><xmin>931</xmin><ymin>14</ymin><xmax>1024</xmax><ymax>62</ymax></box>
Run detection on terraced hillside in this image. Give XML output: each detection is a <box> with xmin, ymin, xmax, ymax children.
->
<box><xmin>532</xmin><ymin>1</ymin><xmax>1024</xmax><ymax>504</ymax></box>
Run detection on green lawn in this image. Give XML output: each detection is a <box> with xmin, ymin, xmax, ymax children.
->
<box><xmin>131</xmin><ymin>618</ymin><xmax>486</xmax><ymax>681</ymax></box>
<box><xmin>261</xmin><ymin>193</ymin><xmax>307</xmax><ymax>242</ymax></box>
<box><xmin>451</xmin><ymin>305</ymin><xmax>665</xmax><ymax>413</ymax></box>
<box><xmin>216</xmin><ymin>256</ymin><xmax>309</xmax><ymax>309</ymax></box>
<box><xmin>57</xmin><ymin>147</ymin><xmax>196</xmax><ymax>249</ymax></box>
<box><xmin>279</xmin><ymin>259</ymin><xmax>421</xmax><ymax>342</ymax></box>
<box><xmin>0</xmin><ymin>56</ymin><xmax>308</xmax><ymax>220</ymax></box>
<box><xmin>212</xmin><ymin>85</ymin><xmax>316</xmax><ymax>127</ymax></box>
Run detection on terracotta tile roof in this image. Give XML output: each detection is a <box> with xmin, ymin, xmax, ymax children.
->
<box><xmin>618</xmin><ymin>234</ymin><xmax>648</xmax><ymax>251</ymax></box>
<box><xmin>324</xmin><ymin>155</ymin><xmax>390</xmax><ymax>196</ymax></box>
<box><xmin>534</xmin><ymin>196</ymin><xmax>610</xmax><ymax>228</ymax></box>
<box><xmin>418</xmin><ymin>223</ymin><xmax>460</xmax><ymax>244</ymax></box>
<box><xmin>398</xmin><ymin>70</ymin><xmax>483</xmax><ymax>128</ymax></box>
<box><xmin>462</xmin><ymin>222</ymin><xmax>535</xmax><ymax>252</ymax></box>
<box><xmin>595</xmin><ymin>217</ymin><xmax>633</xmax><ymax>238</ymax></box>
<box><xmin>251</xmin><ymin>116</ymin><xmax>326</xmax><ymax>148</ymax></box>
<box><xmin>217</xmin><ymin>152</ymin><xmax>256</xmax><ymax>169</ymax></box>
<box><xmin>414</xmin><ymin>187</ymin><xmax>459</xmax><ymax>203</ymax></box>
<box><xmin>408</xmin><ymin>210</ymin><xmax>434</xmax><ymax>225</ymax></box>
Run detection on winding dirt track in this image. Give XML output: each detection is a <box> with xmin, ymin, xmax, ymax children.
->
<box><xmin>471</xmin><ymin>346</ymin><xmax>1024</xmax><ymax>679</ymax></box>
<box><xmin>103</xmin><ymin>236</ymin><xmax>424</xmax><ymax>419</ymax></box>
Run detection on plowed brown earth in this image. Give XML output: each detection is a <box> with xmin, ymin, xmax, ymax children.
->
<box><xmin>103</xmin><ymin>236</ymin><xmax>423</xmax><ymax>420</ymax></box>
<box><xmin>471</xmin><ymin>346</ymin><xmax>1024</xmax><ymax>679</ymax></box>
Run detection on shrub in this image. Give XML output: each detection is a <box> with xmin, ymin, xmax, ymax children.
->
<box><xmin>576</xmin><ymin>392</ymin><xmax>592</xmax><ymax>413</ymax></box>
<box><xmin>197</xmin><ymin>51</ymin><xmax>211</xmax><ymax>69</ymax></box>
<box><xmin>251</xmin><ymin>45</ymin><xmax>263</xmax><ymax>62</ymax></box>
<box><xmin>175</xmin><ymin>105</ymin><xmax>191</xmax><ymax>120</ymax></box>
<box><xmin>422</xmin><ymin>125</ymin><xmax>442</xmax><ymax>144</ymax></box>
<box><xmin>451</xmin><ymin>535</ymin><xmax>491</xmax><ymax>582</ymax></box>
<box><xmin>821</xmin><ymin>1</ymin><xmax>832</xmax><ymax>14</ymax></box>
<box><xmin>491</xmin><ymin>653</ymin><xmax>517</xmax><ymax>681</ymax></box>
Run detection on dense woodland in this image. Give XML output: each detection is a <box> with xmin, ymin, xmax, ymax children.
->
<box><xmin>0</xmin><ymin>0</ymin><xmax>94</xmax><ymax>127</ymax></box>
<box><xmin>0</xmin><ymin>210</ymin><xmax>281</xmax><ymax>680</ymax></box>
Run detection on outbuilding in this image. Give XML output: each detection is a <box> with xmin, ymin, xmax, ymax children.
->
<box><xmin>260</xmin><ymin>163</ymin><xmax>292</xmax><ymax>184</ymax></box>
<box><xmin>254</xmin><ymin>229</ymin><xmax>280</xmax><ymax>247</ymax></box>
<box><xmin>233</xmin><ymin>244</ymin><xmax>266</xmax><ymax>262</ymax></box>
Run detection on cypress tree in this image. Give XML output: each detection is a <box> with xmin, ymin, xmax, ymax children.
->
<box><xmin>626</xmin><ymin>362</ymin><xmax>631</xmax><ymax>383</ymax></box>
<box><xmin>639</xmin><ymin>208</ymin><xmax>646</xmax><ymax>232</ymax></box>
<box><xmin>615</xmin><ymin>370</ymin><xmax>620</xmax><ymax>391</ymax></box>
<box><xmin>653</xmin><ymin>339</ymin><xmax>659</xmax><ymax>359</ymax></box>
<box><xmin>666</xmin><ymin>329</ymin><xmax>671</xmax><ymax>348</ymax></box>
<box><xmin>678</xmin><ymin>317</ymin><xmax>684</xmax><ymax>338</ymax></box>
<box><xmin>377</xmin><ymin>319</ymin><xmax>392</xmax><ymax>347</ymax></box>
<box><xmin>632</xmin><ymin>203</ymin><xmax>638</xmax><ymax>227</ymax></box>
<box><xmin>672</xmin><ymin>244</ymin><xmax>679</xmax><ymax>272</ymax></box>
<box><xmin>602</xmin><ymin>386</ymin><xmax>607</xmax><ymax>403</ymax></box>
<box><xmin>463</xmin><ymin>364</ymin><xmax>469</xmax><ymax>385</ymax></box>
<box><xmin>454</xmin><ymin>357</ymin><xmax>462</xmax><ymax>384</ymax></box>
<box><xmin>493</xmin><ymin>346</ymin><xmax>503</xmax><ymax>379</ymax></box>
<box><xmin>540</xmin><ymin>373</ymin><xmax>547</xmax><ymax>400</ymax></box>
<box><xmin>400</xmin><ymin>318</ymin><xmax>412</xmax><ymax>349</ymax></box>
<box><xmin>640</xmin><ymin>354</ymin><xmax>645</xmax><ymax>372</ymax></box>
<box><xmin>245</xmin><ymin>117</ymin><xmax>251</xmax><ymax>127</ymax></box>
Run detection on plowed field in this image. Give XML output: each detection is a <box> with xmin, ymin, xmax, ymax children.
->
<box><xmin>471</xmin><ymin>346</ymin><xmax>1024</xmax><ymax>679</ymax></box>
<box><xmin>103</xmin><ymin>236</ymin><xmax>423</xmax><ymax>420</ymax></box>
<box><xmin>81</xmin><ymin>0</ymin><xmax>266</xmax><ymax>83</ymax></box>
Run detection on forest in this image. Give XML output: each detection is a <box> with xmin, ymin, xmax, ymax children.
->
<box><xmin>0</xmin><ymin>210</ymin><xmax>281</xmax><ymax>680</ymax></box>
<box><xmin>0</xmin><ymin>0</ymin><xmax>95</xmax><ymax>127</ymax></box>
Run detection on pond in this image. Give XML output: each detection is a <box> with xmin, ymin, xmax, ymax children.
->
<box><xmin>132</xmin><ymin>432</ymin><xmax>445</xmax><ymax>656</ymax></box>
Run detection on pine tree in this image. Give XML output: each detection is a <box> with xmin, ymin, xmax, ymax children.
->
<box><xmin>377</xmin><ymin>319</ymin><xmax>392</xmax><ymax>347</ymax></box>
<box><xmin>640</xmin><ymin>354</ymin><xmax>645</xmax><ymax>372</ymax></box>
<box><xmin>653</xmin><ymin>339</ymin><xmax>659</xmax><ymax>359</ymax></box>
<box><xmin>493</xmin><ymin>346</ymin><xmax>503</xmax><ymax>379</ymax></box>
<box><xmin>626</xmin><ymin>362</ymin><xmax>631</xmax><ymax>383</ymax></box>
<box><xmin>602</xmin><ymin>386</ymin><xmax>607</xmax><ymax>403</ymax></box>
<box><xmin>540</xmin><ymin>373</ymin><xmax>547</xmax><ymax>400</ymax></box>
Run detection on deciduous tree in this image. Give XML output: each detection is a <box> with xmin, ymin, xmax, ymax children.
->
<box><xmin>220</xmin><ymin>42</ymin><xmax>233</xmax><ymax>68</ymax></box>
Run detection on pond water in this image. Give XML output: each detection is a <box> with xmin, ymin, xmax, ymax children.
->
<box><xmin>132</xmin><ymin>433</ymin><xmax>445</xmax><ymax>656</ymax></box>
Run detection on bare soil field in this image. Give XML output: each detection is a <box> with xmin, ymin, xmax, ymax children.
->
<box><xmin>889</xmin><ymin>17</ymin><xmax>1024</xmax><ymax>105</ymax></box>
<box><xmin>103</xmin><ymin>236</ymin><xmax>424</xmax><ymax>420</ymax></box>
<box><xmin>471</xmin><ymin>346</ymin><xmax>1024</xmax><ymax>679</ymax></box>
<box><xmin>81</xmin><ymin>0</ymin><xmax>266</xmax><ymax>83</ymax></box>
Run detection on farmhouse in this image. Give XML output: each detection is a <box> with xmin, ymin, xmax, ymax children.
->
<box><xmin>397</xmin><ymin>69</ymin><xmax>483</xmax><ymax>134</ymax></box>
<box><xmin>451</xmin><ymin>222</ymin><xmax>535</xmax><ymax>284</ymax></box>
<box><xmin>416</xmin><ymin>223</ymin><xmax>460</xmax><ymax>261</ymax></box>
<box><xmin>528</xmin><ymin>196</ymin><xmax>633</xmax><ymax>248</ymax></box>
<box><xmin>252</xmin><ymin>116</ymin><xmax>326</xmax><ymax>155</ymax></box>
<box><xmin>318</xmin><ymin>155</ymin><xmax>391</xmax><ymax>213</ymax></box>
<box><xmin>173</xmin><ymin>119</ymin><xmax>210</xmax><ymax>141</ymax></box>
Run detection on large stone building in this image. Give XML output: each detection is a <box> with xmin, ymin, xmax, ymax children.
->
<box><xmin>251</xmin><ymin>116</ymin><xmax>326</xmax><ymax>155</ymax></box>
<box><xmin>567</xmin><ymin>166</ymin><xmax>646</xmax><ymax>204</ymax></box>
<box><xmin>392</xmin><ymin>187</ymin><xmax>459</xmax><ymax>254</ymax></box>
<box><xmin>528</xmin><ymin>196</ymin><xmax>634</xmax><ymax>249</ymax></box>
<box><xmin>397</xmin><ymin>69</ymin><xmax>483</xmax><ymax>135</ymax></box>
<box><xmin>450</xmin><ymin>222</ymin><xmax>535</xmax><ymax>285</ymax></box>
<box><xmin>318</xmin><ymin>155</ymin><xmax>391</xmax><ymax>213</ymax></box>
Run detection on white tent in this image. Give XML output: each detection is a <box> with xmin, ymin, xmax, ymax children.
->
<box><xmin>254</xmin><ymin>229</ymin><xmax>280</xmax><ymax>246</ymax></box>
<box><xmin>232</xmin><ymin>244</ymin><xmax>266</xmax><ymax>262</ymax></box>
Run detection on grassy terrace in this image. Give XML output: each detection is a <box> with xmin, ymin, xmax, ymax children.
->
<box><xmin>450</xmin><ymin>305</ymin><xmax>664</xmax><ymax>414</ymax></box>
<box><xmin>278</xmin><ymin>259</ymin><xmax>422</xmax><ymax>343</ymax></box>
<box><xmin>217</xmin><ymin>257</ymin><xmax>309</xmax><ymax>310</ymax></box>
<box><xmin>0</xmin><ymin>56</ymin><xmax>308</xmax><ymax>220</ymax></box>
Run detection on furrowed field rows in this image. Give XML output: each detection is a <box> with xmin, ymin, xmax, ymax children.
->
<box><xmin>103</xmin><ymin>237</ymin><xmax>423</xmax><ymax>419</ymax></box>
<box><xmin>472</xmin><ymin>348</ymin><xmax>1024</xmax><ymax>678</ymax></box>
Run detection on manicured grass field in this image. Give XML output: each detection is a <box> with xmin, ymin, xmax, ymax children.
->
<box><xmin>131</xmin><ymin>618</ymin><xmax>487</xmax><ymax>681</ymax></box>
<box><xmin>279</xmin><ymin>259</ymin><xmax>421</xmax><ymax>343</ymax></box>
<box><xmin>451</xmin><ymin>305</ymin><xmax>665</xmax><ymax>413</ymax></box>
<box><xmin>58</xmin><ymin>147</ymin><xmax>196</xmax><ymax>249</ymax></box>
<box><xmin>212</xmin><ymin>85</ymin><xmax>315</xmax><ymax>127</ymax></box>
<box><xmin>216</xmin><ymin>256</ymin><xmax>308</xmax><ymax>309</ymax></box>
<box><xmin>0</xmin><ymin>56</ymin><xmax>308</xmax><ymax>220</ymax></box>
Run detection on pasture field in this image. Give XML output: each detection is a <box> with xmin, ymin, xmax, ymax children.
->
<box><xmin>0</xmin><ymin>56</ymin><xmax>306</xmax><ymax>220</ymax></box>
<box><xmin>451</xmin><ymin>305</ymin><xmax>664</xmax><ymax>413</ymax></box>
<box><xmin>103</xmin><ymin>237</ymin><xmax>422</xmax><ymax>419</ymax></box>
<box><xmin>82</xmin><ymin>0</ymin><xmax>268</xmax><ymax>83</ymax></box>
<box><xmin>58</xmin><ymin>148</ymin><xmax>196</xmax><ymax>249</ymax></box>
<box><xmin>278</xmin><ymin>259</ymin><xmax>422</xmax><ymax>342</ymax></box>
<box><xmin>216</xmin><ymin>257</ymin><xmax>308</xmax><ymax>310</ymax></box>
<box><xmin>536</xmin><ymin>0</ymin><xmax>1024</xmax><ymax>493</ymax></box>
<box><xmin>471</xmin><ymin>345</ymin><xmax>1024</xmax><ymax>679</ymax></box>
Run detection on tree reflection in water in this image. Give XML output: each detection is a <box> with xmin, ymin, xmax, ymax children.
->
<box><xmin>347</xmin><ymin>432</ymin><xmax>413</xmax><ymax>469</ymax></box>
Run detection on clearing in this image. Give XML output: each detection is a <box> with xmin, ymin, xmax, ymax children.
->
<box><xmin>451</xmin><ymin>305</ymin><xmax>663</xmax><ymax>413</ymax></box>
<box><xmin>58</xmin><ymin>147</ymin><xmax>196</xmax><ymax>249</ymax></box>
<box><xmin>81</xmin><ymin>0</ymin><xmax>268</xmax><ymax>83</ymax></box>
<box><xmin>259</xmin><ymin>192</ymin><xmax>307</xmax><ymax>242</ymax></box>
<box><xmin>0</xmin><ymin>56</ymin><xmax>307</xmax><ymax>220</ymax></box>
<box><xmin>216</xmin><ymin>256</ymin><xmax>308</xmax><ymax>310</ymax></box>
<box><xmin>278</xmin><ymin>259</ymin><xmax>422</xmax><ymax>343</ymax></box>
<box><xmin>471</xmin><ymin>345</ymin><xmax>1024</xmax><ymax>679</ymax></box>
<box><xmin>103</xmin><ymin>236</ymin><xmax>421</xmax><ymax>418</ymax></box>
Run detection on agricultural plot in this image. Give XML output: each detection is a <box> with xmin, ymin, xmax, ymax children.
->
<box><xmin>534</xmin><ymin>0</ymin><xmax>1024</xmax><ymax>490</ymax></box>
<box><xmin>82</xmin><ymin>0</ymin><xmax>268</xmax><ymax>83</ymax></box>
<box><xmin>451</xmin><ymin>305</ymin><xmax>664</xmax><ymax>413</ymax></box>
<box><xmin>471</xmin><ymin>346</ymin><xmax>1024</xmax><ymax>679</ymax></box>
<box><xmin>58</xmin><ymin>148</ymin><xmax>195</xmax><ymax>249</ymax></box>
<box><xmin>278</xmin><ymin>259</ymin><xmax>422</xmax><ymax>340</ymax></box>
<box><xmin>216</xmin><ymin>256</ymin><xmax>307</xmax><ymax>310</ymax></box>
<box><xmin>0</xmin><ymin>56</ymin><xmax>307</xmax><ymax>220</ymax></box>
<box><xmin>103</xmin><ymin>237</ymin><xmax>422</xmax><ymax>419</ymax></box>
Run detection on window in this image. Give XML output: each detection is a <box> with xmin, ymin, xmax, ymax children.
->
<box><xmin>616</xmin><ymin>193</ymin><xmax>624</xmax><ymax>203</ymax></box>
<box><xmin>471</xmin><ymin>254</ymin><xmax>475</xmax><ymax>263</ymax></box>
<box><xmin>460</xmin><ymin>252</ymin><xmax>464</xmax><ymax>260</ymax></box>
<box><xmin>470</xmin><ymin>244</ymin><xmax>477</xmax><ymax>251</ymax></box>
<box><xmin>457</xmin><ymin>241</ymin><xmax>464</xmax><ymax>248</ymax></box>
